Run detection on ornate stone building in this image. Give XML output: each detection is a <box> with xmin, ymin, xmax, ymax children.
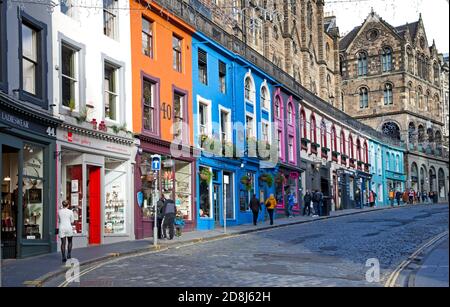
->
<box><xmin>193</xmin><ymin>0</ymin><xmax>342</xmax><ymax>107</ymax></box>
<box><xmin>340</xmin><ymin>11</ymin><xmax>448</xmax><ymax>198</ymax></box>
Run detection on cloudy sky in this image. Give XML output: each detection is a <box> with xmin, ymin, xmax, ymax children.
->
<box><xmin>325</xmin><ymin>0</ymin><xmax>450</xmax><ymax>54</ymax></box>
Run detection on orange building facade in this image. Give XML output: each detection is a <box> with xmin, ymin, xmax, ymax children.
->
<box><xmin>130</xmin><ymin>0</ymin><xmax>196</xmax><ymax>239</ymax></box>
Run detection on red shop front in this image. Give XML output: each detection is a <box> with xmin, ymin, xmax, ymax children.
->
<box><xmin>134</xmin><ymin>136</ymin><xmax>197</xmax><ymax>239</ymax></box>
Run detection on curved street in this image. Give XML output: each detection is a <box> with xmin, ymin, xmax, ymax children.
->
<box><xmin>45</xmin><ymin>204</ymin><xmax>449</xmax><ymax>287</ymax></box>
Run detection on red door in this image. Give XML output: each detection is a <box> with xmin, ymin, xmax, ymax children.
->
<box><xmin>88</xmin><ymin>166</ymin><xmax>101</xmax><ymax>245</ymax></box>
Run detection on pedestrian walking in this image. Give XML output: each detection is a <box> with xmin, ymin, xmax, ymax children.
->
<box><xmin>303</xmin><ymin>190</ymin><xmax>312</xmax><ymax>216</ymax></box>
<box><xmin>265</xmin><ymin>194</ymin><xmax>277</xmax><ymax>225</ymax></box>
<box><xmin>409</xmin><ymin>189</ymin><xmax>415</xmax><ymax>204</ymax></box>
<box><xmin>402</xmin><ymin>190</ymin><xmax>409</xmax><ymax>205</ymax></box>
<box><xmin>162</xmin><ymin>197</ymin><xmax>176</xmax><ymax>240</ymax></box>
<box><xmin>157</xmin><ymin>195</ymin><xmax>166</xmax><ymax>239</ymax></box>
<box><xmin>287</xmin><ymin>192</ymin><xmax>296</xmax><ymax>218</ymax></box>
<box><xmin>369</xmin><ymin>190</ymin><xmax>377</xmax><ymax>208</ymax></box>
<box><xmin>389</xmin><ymin>189</ymin><xmax>395</xmax><ymax>207</ymax></box>
<box><xmin>422</xmin><ymin>190</ymin><xmax>427</xmax><ymax>203</ymax></box>
<box><xmin>355</xmin><ymin>188</ymin><xmax>361</xmax><ymax>209</ymax></box>
<box><xmin>396</xmin><ymin>190</ymin><xmax>403</xmax><ymax>207</ymax></box>
<box><xmin>58</xmin><ymin>200</ymin><xmax>74</xmax><ymax>263</ymax></box>
<box><xmin>312</xmin><ymin>190</ymin><xmax>323</xmax><ymax>217</ymax></box>
<box><xmin>250</xmin><ymin>194</ymin><xmax>261</xmax><ymax>226</ymax></box>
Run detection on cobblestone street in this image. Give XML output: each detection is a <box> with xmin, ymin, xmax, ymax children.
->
<box><xmin>45</xmin><ymin>204</ymin><xmax>449</xmax><ymax>287</ymax></box>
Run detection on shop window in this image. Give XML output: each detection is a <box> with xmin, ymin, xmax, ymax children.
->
<box><xmin>65</xmin><ymin>165</ymin><xmax>83</xmax><ymax>234</ymax></box>
<box><xmin>199</xmin><ymin>166</ymin><xmax>212</xmax><ymax>218</ymax></box>
<box><xmin>224</xmin><ymin>172</ymin><xmax>234</xmax><ymax>219</ymax></box>
<box><xmin>104</xmin><ymin>160</ymin><xmax>127</xmax><ymax>234</ymax></box>
<box><xmin>175</xmin><ymin>160</ymin><xmax>192</xmax><ymax>221</ymax></box>
<box><xmin>22</xmin><ymin>144</ymin><xmax>44</xmax><ymax>240</ymax></box>
<box><xmin>240</xmin><ymin>173</ymin><xmax>255</xmax><ymax>212</ymax></box>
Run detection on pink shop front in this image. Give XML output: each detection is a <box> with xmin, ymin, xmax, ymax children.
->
<box><xmin>134</xmin><ymin>136</ymin><xmax>196</xmax><ymax>239</ymax></box>
<box><xmin>274</xmin><ymin>166</ymin><xmax>302</xmax><ymax>216</ymax></box>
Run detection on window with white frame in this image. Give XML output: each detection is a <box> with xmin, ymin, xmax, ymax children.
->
<box><xmin>173</xmin><ymin>92</ymin><xmax>185</xmax><ymax>141</ymax></box>
<box><xmin>104</xmin><ymin>62</ymin><xmax>119</xmax><ymax>121</ymax></box>
<box><xmin>220</xmin><ymin>109</ymin><xmax>231</xmax><ymax>142</ymax></box>
<box><xmin>22</xmin><ymin>23</ymin><xmax>39</xmax><ymax>96</ymax></box>
<box><xmin>198</xmin><ymin>49</ymin><xmax>208</xmax><ymax>85</ymax></box>
<box><xmin>288</xmin><ymin>136</ymin><xmax>294</xmax><ymax>162</ymax></box>
<box><xmin>173</xmin><ymin>35</ymin><xmax>182</xmax><ymax>72</ymax></box>
<box><xmin>61</xmin><ymin>43</ymin><xmax>79</xmax><ymax>110</ymax></box>
<box><xmin>199</xmin><ymin>102</ymin><xmax>209</xmax><ymax>136</ymax></box>
<box><xmin>103</xmin><ymin>0</ymin><xmax>118</xmax><ymax>39</ymax></box>
<box><xmin>262</xmin><ymin>121</ymin><xmax>270</xmax><ymax>143</ymax></box>
<box><xmin>244</xmin><ymin>76</ymin><xmax>254</xmax><ymax>103</ymax></box>
<box><xmin>219</xmin><ymin>61</ymin><xmax>226</xmax><ymax>93</ymax></box>
<box><xmin>288</xmin><ymin>103</ymin><xmax>293</xmax><ymax>125</ymax></box>
<box><xmin>261</xmin><ymin>86</ymin><xmax>270</xmax><ymax>110</ymax></box>
<box><xmin>246</xmin><ymin>114</ymin><xmax>254</xmax><ymax>139</ymax></box>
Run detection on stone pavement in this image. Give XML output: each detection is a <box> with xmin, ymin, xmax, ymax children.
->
<box><xmin>412</xmin><ymin>236</ymin><xmax>449</xmax><ymax>287</ymax></box>
<box><xmin>0</xmin><ymin>203</ymin><xmax>440</xmax><ymax>287</ymax></box>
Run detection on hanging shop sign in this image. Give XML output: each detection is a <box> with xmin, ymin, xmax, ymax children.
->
<box><xmin>0</xmin><ymin>110</ymin><xmax>56</xmax><ymax>138</ymax></box>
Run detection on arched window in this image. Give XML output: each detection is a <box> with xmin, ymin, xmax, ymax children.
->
<box><xmin>340</xmin><ymin>131</ymin><xmax>346</xmax><ymax>156</ymax></box>
<box><xmin>310</xmin><ymin>114</ymin><xmax>317</xmax><ymax>144</ymax></box>
<box><xmin>300</xmin><ymin>109</ymin><xmax>307</xmax><ymax>139</ymax></box>
<box><xmin>408</xmin><ymin>122</ymin><xmax>416</xmax><ymax>145</ymax></box>
<box><xmin>434</xmin><ymin>62</ymin><xmax>440</xmax><ymax>85</ymax></box>
<box><xmin>260</xmin><ymin>86</ymin><xmax>270</xmax><ymax>110</ymax></box>
<box><xmin>418</xmin><ymin>125</ymin><xmax>425</xmax><ymax>143</ymax></box>
<box><xmin>438</xmin><ymin>168</ymin><xmax>446</xmax><ymax>198</ymax></box>
<box><xmin>244</xmin><ymin>76</ymin><xmax>255</xmax><ymax>103</ymax></box>
<box><xmin>384</xmin><ymin>83</ymin><xmax>393</xmax><ymax>105</ymax></box>
<box><xmin>359</xmin><ymin>87</ymin><xmax>369</xmax><ymax>109</ymax></box>
<box><xmin>382</xmin><ymin>122</ymin><xmax>401</xmax><ymax>140</ymax></box>
<box><xmin>358</xmin><ymin>52</ymin><xmax>368</xmax><ymax>76</ymax></box>
<box><xmin>364</xmin><ymin>141</ymin><xmax>369</xmax><ymax>164</ymax></box>
<box><xmin>427</xmin><ymin>128</ymin><xmax>434</xmax><ymax>143</ymax></box>
<box><xmin>382</xmin><ymin>47</ymin><xmax>393</xmax><ymax>72</ymax></box>
<box><xmin>417</xmin><ymin>86</ymin><xmax>423</xmax><ymax>109</ymax></box>
<box><xmin>321</xmin><ymin>120</ymin><xmax>327</xmax><ymax>148</ymax></box>
<box><xmin>331</xmin><ymin>126</ymin><xmax>337</xmax><ymax>152</ymax></box>
<box><xmin>287</xmin><ymin>102</ymin><xmax>294</xmax><ymax>125</ymax></box>
<box><xmin>349</xmin><ymin>135</ymin><xmax>354</xmax><ymax>160</ymax></box>
<box><xmin>407</xmin><ymin>47</ymin><xmax>414</xmax><ymax>73</ymax></box>
<box><xmin>356</xmin><ymin>138</ymin><xmax>362</xmax><ymax>162</ymax></box>
<box><xmin>274</xmin><ymin>96</ymin><xmax>281</xmax><ymax>119</ymax></box>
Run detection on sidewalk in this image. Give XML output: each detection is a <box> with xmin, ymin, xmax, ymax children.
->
<box><xmin>411</xmin><ymin>236</ymin><xmax>449</xmax><ymax>287</ymax></box>
<box><xmin>0</xmin><ymin>203</ymin><xmax>440</xmax><ymax>287</ymax></box>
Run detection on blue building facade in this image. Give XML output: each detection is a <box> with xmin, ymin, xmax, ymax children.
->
<box><xmin>382</xmin><ymin>144</ymin><xmax>407</xmax><ymax>202</ymax></box>
<box><xmin>369</xmin><ymin>140</ymin><xmax>385</xmax><ymax>207</ymax></box>
<box><xmin>192</xmin><ymin>32</ymin><xmax>277</xmax><ymax>230</ymax></box>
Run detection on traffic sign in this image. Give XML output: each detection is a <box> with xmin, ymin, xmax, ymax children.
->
<box><xmin>151</xmin><ymin>154</ymin><xmax>161</xmax><ymax>171</ymax></box>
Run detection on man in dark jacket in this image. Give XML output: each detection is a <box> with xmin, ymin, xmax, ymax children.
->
<box><xmin>250</xmin><ymin>194</ymin><xmax>261</xmax><ymax>226</ymax></box>
<box><xmin>395</xmin><ymin>190</ymin><xmax>402</xmax><ymax>207</ymax></box>
<box><xmin>312</xmin><ymin>190</ymin><xmax>322</xmax><ymax>217</ymax></box>
<box><xmin>162</xmin><ymin>197</ymin><xmax>176</xmax><ymax>240</ymax></box>
<box><xmin>156</xmin><ymin>195</ymin><xmax>166</xmax><ymax>239</ymax></box>
<box><xmin>303</xmin><ymin>190</ymin><xmax>312</xmax><ymax>216</ymax></box>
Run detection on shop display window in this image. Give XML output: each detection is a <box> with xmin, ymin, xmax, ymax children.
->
<box><xmin>105</xmin><ymin>160</ymin><xmax>127</xmax><ymax>234</ymax></box>
<box><xmin>65</xmin><ymin>165</ymin><xmax>83</xmax><ymax>234</ymax></box>
<box><xmin>175</xmin><ymin>160</ymin><xmax>192</xmax><ymax>221</ymax></box>
<box><xmin>199</xmin><ymin>166</ymin><xmax>211</xmax><ymax>218</ymax></box>
<box><xmin>22</xmin><ymin>144</ymin><xmax>44</xmax><ymax>240</ymax></box>
<box><xmin>223</xmin><ymin>172</ymin><xmax>234</xmax><ymax>219</ymax></box>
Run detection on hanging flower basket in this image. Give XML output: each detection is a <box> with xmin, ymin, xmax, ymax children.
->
<box><xmin>259</xmin><ymin>173</ymin><xmax>274</xmax><ymax>188</ymax></box>
<box><xmin>275</xmin><ymin>173</ymin><xmax>286</xmax><ymax>185</ymax></box>
<box><xmin>200</xmin><ymin>168</ymin><xmax>212</xmax><ymax>183</ymax></box>
<box><xmin>240</xmin><ymin>175</ymin><xmax>252</xmax><ymax>191</ymax></box>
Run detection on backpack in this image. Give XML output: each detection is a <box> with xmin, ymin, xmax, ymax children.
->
<box><xmin>313</xmin><ymin>192</ymin><xmax>321</xmax><ymax>203</ymax></box>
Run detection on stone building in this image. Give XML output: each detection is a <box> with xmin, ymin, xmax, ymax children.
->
<box><xmin>440</xmin><ymin>53</ymin><xmax>449</xmax><ymax>149</ymax></box>
<box><xmin>191</xmin><ymin>0</ymin><xmax>342</xmax><ymax>107</ymax></box>
<box><xmin>340</xmin><ymin>11</ymin><xmax>448</xmax><ymax>201</ymax></box>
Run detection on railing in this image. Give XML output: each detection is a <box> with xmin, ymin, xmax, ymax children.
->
<box><xmin>155</xmin><ymin>0</ymin><xmax>408</xmax><ymax>149</ymax></box>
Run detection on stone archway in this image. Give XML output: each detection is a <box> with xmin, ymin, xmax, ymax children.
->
<box><xmin>429</xmin><ymin>166</ymin><xmax>437</xmax><ymax>193</ymax></box>
<box><xmin>420</xmin><ymin>165</ymin><xmax>428</xmax><ymax>194</ymax></box>
<box><xmin>438</xmin><ymin>168</ymin><xmax>446</xmax><ymax>199</ymax></box>
<box><xmin>410</xmin><ymin>162</ymin><xmax>419</xmax><ymax>191</ymax></box>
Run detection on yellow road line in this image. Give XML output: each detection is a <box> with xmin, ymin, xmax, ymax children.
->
<box><xmin>384</xmin><ymin>231</ymin><xmax>449</xmax><ymax>287</ymax></box>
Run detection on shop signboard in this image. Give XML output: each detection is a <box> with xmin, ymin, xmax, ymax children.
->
<box><xmin>0</xmin><ymin>110</ymin><xmax>56</xmax><ymax>138</ymax></box>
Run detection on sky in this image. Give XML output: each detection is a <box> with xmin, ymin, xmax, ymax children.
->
<box><xmin>325</xmin><ymin>0</ymin><xmax>450</xmax><ymax>54</ymax></box>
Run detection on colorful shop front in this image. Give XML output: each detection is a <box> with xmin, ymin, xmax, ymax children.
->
<box><xmin>134</xmin><ymin>136</ymin><xmax>196</xmax><ymax>238</ymax></box>
<box><xmin>56</xmin><ymin>123</ymin><xmax>136</xmax><ymax>249</ymax></box>
<box><xmin>1</xmin><ymin>93</ymin><xmax>60</xmax><ymax>258</ymax></box>
<box><xmin>382</xmin><ymin>144</ymin><xmax>406</xmax><ymax>199</ymax></box>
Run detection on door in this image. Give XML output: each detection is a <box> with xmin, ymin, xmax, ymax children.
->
<box><xmin>213</xmin><ymin>184</ymin><xmax>221</xmax><ymax>225</ymax></box>
<box><xmin>88</xmin><ymin>166</ymin><xmax>101</xmax><ymax>245</ymax></box>
<box><xmin>1</xmin><ymin>143</ymin><xmax>21</xmax><ymax>259</ymax></box>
